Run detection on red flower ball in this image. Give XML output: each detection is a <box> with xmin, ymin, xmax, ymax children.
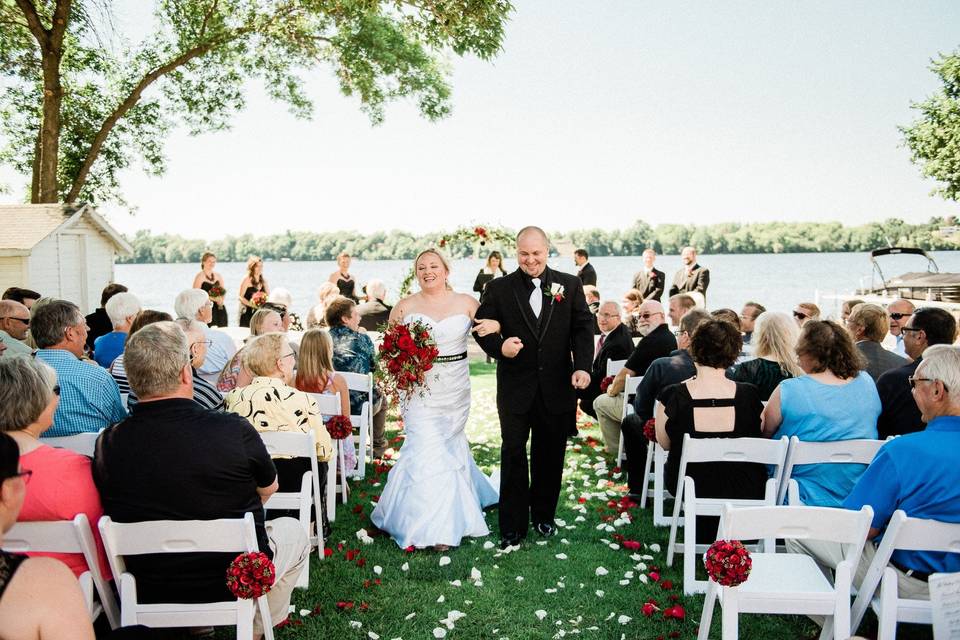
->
<box><xmin>704</xmin><ymin>539</ymin><xmax>752</xmax><ymax>587</ymax></box>
<box><xmin>325</xmin><ymin>415</ymin><xmax>353</xmax><ymax>440</ymax></box>
<box><xmin>225</xmin><ymin>552</ymin><xmax>275</xmax><ymax>599</ymax></box>
<box><xmin>642</xmin><ymin>418</ymin><xmax>657</xmax><ymax>442</ymax></box>
<box><xmin>599</xmin><ymin>376</ymin><xmax>614</xmax><ymax>393</ymax></box>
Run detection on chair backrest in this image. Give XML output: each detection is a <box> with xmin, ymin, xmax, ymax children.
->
<box><xmin>339</xmin><ymin>372</ymin><xmax>373</xmax><ymax>397</ymax></box>
<box><xmin>681</xmin><ymin>434</ymin><xmax>789</xmax><ymax>469</ymax></box>
<box><xmin>719</xmin><ymin>503</ymin><xmax>874</xmax><ymax>547</ymax></box>
<box><xmin>606</xmin><ymin>359</ymin><xmax>627</xmax><ymax>377</ymax></box>
<box><xmin>624</xmin><ymin>375</ymin><xmax>643</xmax><ymax>398</ymax></box>
<box><xmin>308</xmin><ymin>391</ymin><xmax>342</xmax><ymax>417</ymax></box>
<box><xmin>259</xmin><ymin>430</ymin><xmax>318</xmax><ymax>459</ymax></box>
<box><xmin>882</xmin><ymin>510</ymin><xmax>960</xmax><ymax>555</ymax></box>
<box><xmin>41</xmin><ymin>432</ymin><xmax>100</xmax><ymax>457</ymax></box>
<box><xmin>779</xmin><ymin>436</ymin><xmax>886</xmax><ymax>504</ymax></box>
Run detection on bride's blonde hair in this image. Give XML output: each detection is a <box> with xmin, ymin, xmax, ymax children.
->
<box><xmin>414</xmin><ymin>248</ymin><xmax>453</xmax><ymax>291</ymax></box>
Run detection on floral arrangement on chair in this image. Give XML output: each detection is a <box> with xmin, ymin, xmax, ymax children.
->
<box><xmin>376</xmin><ymin>320</ymin><xmax>439</xmax><ymax>406</ymax></box>
<box><xmin>226</xmin><ymin>551</ymin><xmax>276</xmax><ymax>599</ymax></box>
<box><xmin>704</xmin><ymin>539</ymin><xmax>752</xmax><ymax>587</ymax></box>
<box><xmin>642</xmin><ymin>418</ymin><xmax>656</xmax><ymax>442</ymax></box>
<box><xmin>325</xmin><ymin>415</ymin><xmax>353</xmax><ymax>440</ymax></box>
<box><xmin>599</xmin><ymin>375</ymin><xmax>614</xmax><ymax>393</ymax></box>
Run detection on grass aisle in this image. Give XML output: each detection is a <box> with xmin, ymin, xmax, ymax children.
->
<box><xmin>277</xmin><ymin>363</ymin><xmax>820</xmax><ymax>640</ymax></box>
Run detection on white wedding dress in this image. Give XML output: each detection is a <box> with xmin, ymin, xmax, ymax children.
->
<box><xmin>371</xmin><ymin>313</ymin><xmax>499</xmax><ymax>548</ymax></box>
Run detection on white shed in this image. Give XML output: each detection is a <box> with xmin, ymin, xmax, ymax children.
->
<box><xmin>0</xmin><ymin>203</ymin><xmax>133</xmax><ymax>314</ymax></box>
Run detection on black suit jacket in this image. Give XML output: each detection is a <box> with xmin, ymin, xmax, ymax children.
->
<box><xmin>578</xmin><ymin>262</ymin><xmax>597</xmax><ymax>287</ymax></box>
<box><xmin>876</xmin><ymin>358</ymin><xmax>923</xmax><ymax>439</ymax></box>
<box><xmin>580</xmin><ymin>323</ymin><xmax>635</xmax><ymax>409</ymax></box>
<box><xmin>669</xmin><ymin>264</ymin><xmax>710</xmax><ymax>302</ymax></box>
<box><xmin>632</xmin><ymin>268</ymin><xmax>665</xmax><ymax>302</ymax></box>
<box><xmin>858</xmin><ymin>341</ymin><xmax>909</xmax><ymax>385</ymax></box>
<box><xmin>475</xmin><ymin>267</ymin><xmax>595</xmax><ymax>415</ymax></box>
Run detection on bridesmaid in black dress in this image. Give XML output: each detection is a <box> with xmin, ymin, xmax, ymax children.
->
<box><xmin>192</xmin><ymin>251</ymin><xmax>229</xmax><ymax>327</ymax></box>
<box><xmin>238</xmin><ymin>255</ymin><xmax>269</xmax><ymax>328</ymax></box>
<box><xmin>328</xmin><ymin>251</ymin><xmax>359</xmax><ymax>301</ymax></box>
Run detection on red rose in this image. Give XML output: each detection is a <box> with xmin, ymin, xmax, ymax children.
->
<box><xmin>398</xmin><ymin>335</ymin><xmax>415</xmax><ymax>351</ymax></box>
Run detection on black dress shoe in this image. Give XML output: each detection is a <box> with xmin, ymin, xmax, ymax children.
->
<box><xmin>499</xmin><ymin>533</ymin><xmax>524</xmax><ymax>550</ymax></box>
<box><xmin>534</xmin><ymin>521</ymin><xmax>557</xmax><ymax>537</ymax></box>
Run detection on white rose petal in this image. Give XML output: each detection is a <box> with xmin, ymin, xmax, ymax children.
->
<box><xmin>405</xmin><ymin>613</ymin><xmax>416</xmax><ymax>620</ymax></box>
<box><xmin>638</xmin><ymin>574</ymin><xmax>649</xmax><ymax>584</ymax></box>
<box><xmin>373</xmin><ymin>565</ymin><xmax>383</xmax><ymax>575</ymax></box>
<box><xmin>437</xmin><ymin>595</ymin><xmax>445</xmax><ymax>603</ymax></box>
<box><xmin>629</xmin><ymin>554</ymin><xmax>643</xmax><ymax>562</ymax></box>
<box><xmin>470</xmin><ymin>567</ymin><xmax>482</xmax><ymax>581</ymax></box>
<box><xmin>446</xmin><ymin>611</ymin><xmax>466</xmax><ymax>623</ymax></box>
<box><xmin>595</xmin><ymin>590</ymin><xmax>604</xmax><ymax>598</ymax></box>
<box><xmin>555</xmin><ymin>518</ymin><xmax>567</xmax><ymax>527</ymax></box>
<box><xmin>299</xmin><ymin>609</ymin><xmax>311</xmax><ymax>616</ymax></box>
<box><xmin>608</xmin><ymin>543</ymin><xmax>620</xmax><ymax>550</ymax></box>
<box><xmin>595</xmin><ymin>566</ymin><xmax>609</xmax><ymax>576</ymax></box>
<box><xmin>401</xmin><ymin>562</ymin><xmax>409</xmax><ymax>572</ymax></box>
<box><xmin>605</xmin><ymin>612</ymin><xmax>616</xmax><ymax>621</ymax></box>
<box><xmin>432</xmin><ymin>628</ymin><xmax>447</xmax><ymax>639</ymax></box>
<box><xmin>545</xmin><ymin>588</ymin><xmax>557</xmax><ymax>593</ymax></box>
<box><xmin>624</xmin><ymin>571</ymin><xmax>634</xmax><ymax>579</ymax></box>
<box><xmin>536</xmin><ymin>540</ymin><xmax>548</xmax><ymax>546</ymax></box>
<box><xmin>574</xmin><ymin>516</ymin><xmax>586</xmax><ymax>522</ymax></box>
<box><xmin>604</xmin><ymin>525</ymin><xmax>615</xmax><ymax>532</ymax></box>
<box><xmin>641</xmin><ymin>554</ymin><xmax>654</xmax><ymax>560</ymax></box>
<box><xmin>619</xmin><ymin>580</ymin><xmax>630</xmax><ymax>586</ymax></box>
<box><xmin>561</xmin><ymin>538</ymin><xmax>570</xmax><ymax>544</ymax></box>
<box><xmin>649</xmin><ymin>543</ymin><xmax>661</xmax><ymax>553</ymax></box>
<box><xmin>350</xmin><ymin>621</ymin><xmax>363</xmax><ymax>629</ymax></box>
<box><xmin>439</xmin><ymin>556</ymin><xmax>451</xmax><ymax>567</ymax></box>
<box><xmin>516</xmin><ymin>576</ymin><xmax>525</xmax><ymax>582</ymax></box>
<box><xmin>369</xmin><ymin>633</ymin><xmax>381</xmax><ymax>640</ymax></box>
<box><xmin>449</xmin><ymin>579</ymin><xmax>462</xmax><ymax>587</ymax></box>
<box><xmin>618</xmin><ymin>615</ymin><xmax>632</xmax><ymax>625</ymax></box>
<box><xmin>555</xmin><ymin>553</ymin><xmax>568</xmax><ymax>560</ymax></box>
<box><xmin>535</xmin><ymin>610</ymin><xmax>548</xmax><ymax>621</ymax></box>
<box><xmin>483</xmin><ymin>541</ymin><xmax>495</xmax><ymax>550</ymax></box>
<box><xmin>288</xmin><ymin>605</ymin><xmax>296</xmax><ymax>613</ymax></box>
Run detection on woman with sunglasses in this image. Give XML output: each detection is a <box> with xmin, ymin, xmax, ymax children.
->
<box><xmin>762</xmin><ymin>320</ymin><xmax>880</xmax><ymax>506</ymax></box>
<box><xmin>792</xmin><ymin>302</ymin><xmax>821</xmax><ymax>327</ymax></box>
<box><xmin>0</xmin><ymin>431</ymin><xmax>95</xmax><ymax>639</ymax></box>
<box><xmin>1</xmin><ymin>356</ymin><xmax>112</xmax><ymax>580</ymax></box>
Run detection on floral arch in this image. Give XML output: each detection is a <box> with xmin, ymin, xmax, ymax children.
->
<box><xmin>398</xmin><ymin>225</ymin><xmax>514</xmax><ymax>297</ymax></box>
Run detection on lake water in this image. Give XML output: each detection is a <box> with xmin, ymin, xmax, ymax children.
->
<box><xmin>116</xmin><ymin>251</ymin><xmax>960</xmax><ymax>325</ymax></box>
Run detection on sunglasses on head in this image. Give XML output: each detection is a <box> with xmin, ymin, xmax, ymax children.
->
<box><xmin>890</xmin><ymin>312</ymin><xmax>913</xmax><ymax>321</ymax></box>
<box><xmin>793</xmin><ymin>311</ymin><xmax>808</xmax><ymax>320</ymax></box>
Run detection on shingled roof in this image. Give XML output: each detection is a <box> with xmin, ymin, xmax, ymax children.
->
<box><xmin>0</xmin><ymin>203</ymin><xmax>132</xmax><ymax>256</ymax></box>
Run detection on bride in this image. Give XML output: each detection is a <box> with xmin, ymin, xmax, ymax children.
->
<box><xmin>370</xmin><ymin>249</ymin><xmax>500</xmax><ymax>550</ymax></box>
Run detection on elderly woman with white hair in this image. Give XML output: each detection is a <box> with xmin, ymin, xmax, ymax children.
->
<box><xmin>93</xmin><ymin>291</ymin><xmax>141</xmax><ymax>368</ymax></box>
<box><xmin>174</xmin><ymin>288</ymin><xmax>237</xmax><ymax>382</ymax></box>
<box><xmin>306</xmin><ymin>282</ymin><xmax>339</xmax><ymax>329</ymax></box>
<box><xmin>173</xmin><ymin>318</ymin><xmax>225</xmax><ymax>411</ymax></box>
<box><xmin>358</xmin><ymin>279</ymin><xmax>391</xmax><ymax>331</ymax></box>
<box><xmin>266</xmin><ymin>287</ymin><xmax>303</xmax><ymax>332</ymax></box>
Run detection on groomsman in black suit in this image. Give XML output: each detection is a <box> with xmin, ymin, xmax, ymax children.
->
<box><xmin>475</xmin><ymin>227</ymin><xmax>595</xmax><ymax>549</ymax></box>
<box><xmin>574</xmin><ymin>249</ymin><xmax>597</xmax><ymax>287</ymax></box>
<box><xmin>579</xmin><ymin>301</ymin><xmax>635</xmax><ymax>419</ymax></box>
<box><xmin>631</xmin><ymin>248</ymin><xmax>666</xmax><ymax>302</ymax></box>
<box><xmin>669</xmin><ymin>246</ymin><xmax>710</xmax><ymax>305</ymax></box>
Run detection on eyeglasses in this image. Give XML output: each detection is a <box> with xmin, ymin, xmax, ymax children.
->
<box><xmin>4</xmin><ymin>469</ymin><xmax>32</xmax><ymax>484</ymax></box>
<box><xmin>899</xmin><ymin>326</ymin><xmax>923</xmax><ymax>333</ymax></box>
<box><xmin>793</xmin><ymin>311</ymin><xmax>809</xmax><ymax>320</ymax></box>
<box><xmin>0</xmin><ymin>316</ymin><xmax>30</xmax><ymax>326</ymax></box>
<box><xmin>908</xmin><ymin>376</ymin><xmax>948</xmax><ymax>392</ymax></box>
<box><xmin>52</xmin><ymin>384</ymin><xmax>60</xmax><ymax>396</ymax></box>
<box><xmin>672</xmin><ymin>329</ymin><xmax>687</xmax><ymax>337</ymax></box>
<box><xmin>597</xmin><ymin>312</ymin><xmax>619</xmax><ymax>319</ymax></box>
<box><xmin>889</xmin><ymin>312</ymin><xmax>913</xmax><ymax>321</ymax></box>
<box><xmin>638</xmin><ymin>312</ymin><xmax>663</xmax><ymax>320</ymax></box>
<box><xmin>279</xmin><ymin>352</ymin><xmax>296</xmax><ymax>361</ymax></box>
<box><xmin>191</xmin><ymin>341</ymin><xmax>213</xmax><ymax>349</ymax></box>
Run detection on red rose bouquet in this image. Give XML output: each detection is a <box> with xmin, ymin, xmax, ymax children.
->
<box><xmin>643</xmin><ymin>418</ymin><xmax>656</xmax><ymax>442</ymax></box>
<box><xmin>207</xmin><ymin>283</ymin><xmax>226</xmax><ymax>299</ymax></box>
<box><xmin>325</xmin><ymin>415</ymin><xmax>353</xmax><ymax>440</ymax></box>
<box><xmin>704</xmin><ymin>539</ymin><xmax>752</xmax><ymax>587</ymax></box>
<box><xmin>226</xmin><ymin>551</ymin><xmax>275</xmax><ymax>599</ymax></box>
<box><xmin>251</xmin><ymin>291</ymin><xmax>268</xmax><ymax>308</ymax></box>
<box><xmin>376</xmin><ymin>320</ymin><xmax>439</xmax><ymax>406</ymax></box>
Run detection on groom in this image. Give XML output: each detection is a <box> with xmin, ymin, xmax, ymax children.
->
<box><xmin>475</xmin><ymin>226</ymin><xmax>594</xmax><ymax>549</ymax></box>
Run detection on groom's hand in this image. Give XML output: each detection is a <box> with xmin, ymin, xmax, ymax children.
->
<box><xmin>501</xmin><ymin>337</ymin><xmax>523</xmax><ymax>358</ymax></box>
<box><xmin>571</xmin><ymin>370</ymin><xmax>590</xmax><ymax>390</ymax></box>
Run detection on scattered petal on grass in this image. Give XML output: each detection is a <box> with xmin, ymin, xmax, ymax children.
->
<box><xmin>483</xmin><ymin>541</ymin><xmax>495</xmax><ymax>550</ymax></box>
<box><xmin>405</xmin><ymin>613</ymin><xmax>416</xmax><ymax>620</ymax></box>
<box><xmin>535</xmin><ymin>610</ymin><xmax>548</xmax><ymax>620</ymax></box>
<box><xmin>470</xmin><ymin>567</ymin><xmax>482</xmax><ymax>581</ymax></box>
<box><xmin>299</xmin><ymin>609</ymin><xmax>311</xmax><ymax>616</ymax></box>
<box><xmin>649</xmin><ymin>543</ymin><xmax>661</xmax><ymax>553</ymax></box>
<box><xmin>555</xmin><ymin>553</ymin><xmax>568</xmax><ymax>560</ymax></box>
<box><xmin>432</xmin><ymin>628</ymin><xmax>447</xmax><ymax>639</ymax></box>
<box><xmin>618</xmin><ymin>615</ymin><xmax>632</xmax><ymax>625</ymax></box>
<box><xmin>437</xmin><ymin>595</ymin><xmax>445</xmax><ymax>603</ymax></box>
<box><xmin>536</xmin><ymin>540</ymin><xmax>548</xmax><ymax>546</ymax></box>
<box><xmin>350</xmin><ymin>621</ymin><xmax>363</xmax><ymax>629</ymax></box>
<box><xmin>608</xmin><ymin>544</ymin><xmax>620</xmax><ymax>550</ymax></box>
<box><xmin>449</xmin><ymin>580</ymin><xmax>462</xmax><ymax>587</ymax></box>
<box><xmin>439</xmin><ymin>556</ymin><xmax>451</xmax><ymax>567</ymax></box>
<box><xmin>555</xmin><ymin>518</ymin><xmax>566</xmax><ymax>527</ymax></box>
<box><xmin>545</xmin><ymin>588</ymin><xmax>557</xmax><ymax>593</ymax></box>
<box><xmin>373</xmin><ymin>565</ymin><xmax>383</xmax><ymax>575</ymax></box>
<box><xmin>516</xmin><ymin>576</ymin><xmax>525</xmax><ymax>582</ymax></box>
<box><xmin>595</xmin><ymin>590</ymin><xmax>604</xmax><ymax>598</ymax></box>
<box><xmin>369</xmin><ymin>633</ymin><xmax>381</xmax><ymax>640</ymax></box>
<box><xmin>619</xmin><ymin>580</ymin><xmax>630</xmax><ymax>586</ymax></box>
<box><xmin>401</xmin><ymin>562</ymin><xmax>409</xmax><ymax>572</ymax></box>
<box><xmin>595</xmin><ymin>566</ymin><xmax>609</xmax><ymax>576</ymax></box>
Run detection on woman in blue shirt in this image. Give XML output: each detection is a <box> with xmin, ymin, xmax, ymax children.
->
<box><xmin>763</xmin><ymin>320</ymin><xmax>880</xmax><ymax>507</ymax></box>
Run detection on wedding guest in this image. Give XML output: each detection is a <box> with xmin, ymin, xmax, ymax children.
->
<box><xmin>217</xmin><ymin>308</ymin><xmax>282</xmax><ymax>392</ymax></box>
<box><xmin>0</xmin><ymin>432</ymin><xmax>95</xmax><ymax>640</ymax></box>
<box><xmin>667</xmin><ymin>293</ymin><xmax>696</xmax><ymax>327</ymax></box>
<box><xmin>840</xmin><ymin>298</ymin><xmax>864</xmax><ymax>324</ymax></box>
<box><xmin>473</xmin><ymin>251</ymin><xmax>507</xmax><ymax>300</ymax></box>
<box><xmin>711</xmin><ymin>308</ymin><xmax>741</xmax><ymax>331</ymax></box>
<box><xmin>95</xmin><ymin>323</ymin><xmax>307</xmax><ymax>635</ymax></box>
<box><xmin>238</xmin><ymin>255</ymin><xmax>268</xmax><ymax>328</ymax></box>
<box><xmin>357</xmin><ymin>279</ymin><xmax>392</xmax><ymax>331</ymax></box>
<box><xmin>727</xmin><ymin>311</ymin><xmax>802</xmax><ymax>401</ymax></box>
<box><xmin>793</xmin><ymin>302</ymin><xmax>821</xmax><ymax>327</ymax></box>
<box><xmin>846</xmin><ymin>303</ymin><xmax>908</xmax><ymax>381</ymax></box>
<box><xmin>579</xmin><ymin>301</ymin><xmax>634</xmax><ymax>419</ymax></box>
<box><xmin>593</xmin><ymin>300</ymin><xmax>676</xmax><ymax>454</ymax></box>
<box><xmin>876</xmin><ymin>307</ymin><xmax>957</xmax><ymax>438</ymax></box>
<box><xmin>268</xmin><ymin>288</ymin><xmax>303</xmax><ymax>331</ymax></box>
<box><xmin>763</xmin><ymin>320</ymin><xmax>879</xmax><ymax>506</ymax></box>
<box><xmin>668</xmin><ymin>246</ymin><xmax>710</xmax><ymax>305</ymax></box>
<box><xmin>93</xmin><ymin>292</ymin><xmax>141</xmax><ymax>368</ymax></box>
<box><xmin>583</xmin><ymin>285</ymin><xmax>601</xmax><ymax>334</ymax></box>
<box><xmin>621</xmin><ymin>289</ymin><xmax>644</xmax><ymax>337</ymax></box>
<box><xmin>1</xmin><ymin>286</ymin><xmax>40</xmax><ymax>309</ymax></box>
<box><xmin>739</xmin><ymin>301</ymin><xmax>766</xmax><ymax>346</ymax></box>
<box><xmin>0</xmin><ymin>299</ymin><xmax>33</xmax><ymax>357</ymax></box>
<box><xmin>174</xmin><ymin>288</ymin><xmax>237</xmax><ymax>383</ymax></box>
<box><xmin>631</xmin><ymin>248</ymin><xmax>665</xmax><ymax>303</ymax></box>
<box><xmin>1</xmin><ymin>356</ymin><xmax>111</xmax><ymax>581</ymax></box>
<box><xmin>574</xmin><ymin>249</ymin><xmax>597</xmax><ymax>286</ymax></box>
<box><xmin>109</xmin><ymin>310</ymin><xmax>173</xmax><ymax>398</ymax></box>
<box><xmin>192</xmin><ymin>251</ymin><xmax>228</xmax><ymax>328</ymax></box>
<box><xmin>328</xmin><ymin>251</ymin><xmax>359</xmax><ymax>301</ymax></box>
<box><xmin>621</xmin><ymin>309</ymin><xmax>710</xmax><ymax>497</ymax></box>
<box><xmin>306</xmin><ymin>282</ymin><xmax>339</xmax><ymax>328</ymax></box>
<box><xmin>84</xmin><ymin>283</ymin><xmax>128</xmax><ymax>350</ymax></box>
<box><xmin>34</xmin><ymin>300</ymin><xmax>126</xmax><ymax>437</ymax></box>
<box><xmin>174</xmin><ymin>318</ymin><xmax>225</xmax><ymax>411</ymax></box>
<box><xmin>327</xmin><ymin>296</ymin><xmax>387</xmax><ymax>459</ymax></box>
<box><xmin>884</xmin><ymin>298</ymin><xmax>916</xmax><ymax>357</ymax></box>
<box><xmin>655</xmin><ymin>319</ymin><xmax>766</xmax><ymax>542</ymax></box>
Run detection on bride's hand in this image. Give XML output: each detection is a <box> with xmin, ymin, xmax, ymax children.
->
<box><xmin>473</xmin><ymin>318</ymin><xmax>500</xmax><ymax>336</ymax></box>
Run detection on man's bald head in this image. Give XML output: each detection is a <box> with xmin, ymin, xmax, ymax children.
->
<box><xmin>888</xmin><ymin>298</ymin><xmax>916</xmax><ymax>337</ymax></box>
<box><xmin>516</xmin><ymin>226</ymin><xmax>550</xmax><ymax>278</ymax></box>
<box><xmin>0</xmin><ymin>300</ymin><xmax>31</xmax><ymax>340</ymax></box>
<box><xmin>597</xmin><ymin>300</ymin><xmax>621</xmax><ymax>333</ymax></box>
<box><xmin>516</xmin><ymin>226</ymin><xmax>549</xmax><ymax>246</ymax></box>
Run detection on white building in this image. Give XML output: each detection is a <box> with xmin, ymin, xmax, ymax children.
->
<box><xmin>0</xmin><ymin>203</ymin><xmax>133</xmax><ymax>314</ymax></box>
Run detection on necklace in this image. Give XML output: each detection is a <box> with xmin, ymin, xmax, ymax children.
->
<box><xmin>204</xmin><ymin>271</ymin><xmax>216</xmax><ymax>283</ymax></box>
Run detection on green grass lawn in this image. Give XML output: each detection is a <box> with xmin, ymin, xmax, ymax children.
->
<box><xmin>265</xmin><ymin>363</ymin><xmax>925</xmax><ymax>640</ymax></box>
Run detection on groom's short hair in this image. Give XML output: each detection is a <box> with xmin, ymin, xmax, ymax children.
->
<box><xmin>516</xmin><ymin>226</ymin><xmax>549</xmax><ymax>245</ymax></box>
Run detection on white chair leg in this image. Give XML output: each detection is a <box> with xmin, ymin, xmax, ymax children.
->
<box><xmin>357</xmin><ymin>416</ymin><xmax>369</xmax><ymax>480</ymax></box>
<box><xmin>326</xmin><ymin>453</ymin><xmax>336</xmax><ymax>523</ymax></box>
<box><xmin>682</xmin><ymin>482</ymin><xmax>699</xmax><ymax>594</ymax></box>
<box><xmin>236</xmin><ymin>598</ymin><xmax>254</xmax><ymax>640</ymax></box>
<box><xmin>653</xmin><ymin>446</ymin><xmax>670</xmax><ymax>527</ymax></box>
<box><xmin>721</xmin><ymin>588</ymin><xmax>739</xmax><ymax>640</ymax></box>
<box><xmin>257</xmin><ymin>595</ymin><xmax>275</xmax><ymax>640</ymax></box>
<box><xmin>666</xmin><ymin>477</ymin><xmax>686</xmax><ymax>567</ymax></box>
<box><xmin>640</xmin><ymin>441</ymin><xmax>654</xmax><ymax>508</ymax></box>
<box><xmin>698</xmin><ymin>581</ymin><xmax>718</xmax><ymax>640</ymax></box>
<box><xmin>616</xmin><ymin>432</ymin><xmax>625</xmax><ymax>468</ymax></box>
<box><xmin>876</xmin><ymin>568</ymin><xmax>898</xmax><ymax>640</ymax></box>
<box><xmin>830</xmin><ymin>561</ymin><xmax>851</xmax><ymax>640</ymax></box>
<box><xmin>339</xmin><ymin>444</ymin><xmax>348</xmax><ymax>504</ymax></box>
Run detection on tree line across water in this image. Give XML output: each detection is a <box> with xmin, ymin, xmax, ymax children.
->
<box><xmin>120</xmin><ymin>217</ymin><xmax>959</xmax><ymax>264</ymax></box>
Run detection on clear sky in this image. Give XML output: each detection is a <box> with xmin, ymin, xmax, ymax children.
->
<box><xmin>2</xmin><ymin>1</ymin><xmax>959</xmax><ymax>240</ymax></box>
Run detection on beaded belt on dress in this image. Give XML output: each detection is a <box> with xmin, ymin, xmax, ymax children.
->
<box><xmin>434</xmin><ymin>352</ymin><xmax>467</xmax><ymax>363</ymax></box>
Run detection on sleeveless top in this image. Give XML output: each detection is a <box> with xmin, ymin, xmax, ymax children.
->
<box><xmin>727</xmin><ymin>358</ymin><xmax>793</xmax><ymax>401</ymax></box>
<box><xmin>335</xmin><ymin>275</ymin><xmax>356</xmax><ymax>300</ymax></box>
<box><xmin>0</xmin><ymin>550</ymin><xmax>27</xmax><ymax>600</ymax></box>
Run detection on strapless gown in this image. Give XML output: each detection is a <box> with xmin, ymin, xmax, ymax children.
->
<box><xmin>371</xmin><ymin>313</ymin><xmax>499</xmax><ymax>548</ymax></box>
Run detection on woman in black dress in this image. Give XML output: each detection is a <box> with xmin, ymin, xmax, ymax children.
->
<box><xmin>472</xmin><ymin>251</ymin><xmax>507</xmax><ymax>300</ymax></box>
<box><xmin>656</xmin><ymin>319</ymin><xmax>767</xmax><ymax>543</ymax></box>
<box><xmin>238</xmin><ymin>255</ymin><xmax>268</xmax><ymax>328</ymax></box>
<box><xmin>191</xmin><ymin>251</ymin><xmax>228</xmax><ymax>327</ymax></box>
<box><xmin>328</xmin><ymin>251</ymin><xmax>358</xmax><ymax>301</ymax></box>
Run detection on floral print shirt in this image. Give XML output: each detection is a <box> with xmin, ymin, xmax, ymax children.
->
<box><xmin>329</xmin><ymin>325</ymin><xmax>380</xmax><ymax>414</ymax></box>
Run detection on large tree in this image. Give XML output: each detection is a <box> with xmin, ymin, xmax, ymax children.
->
<box><xmin>901</xmin><ymin>48</ymin><xmax>960</xmax><ymax>202</ymax></box>
<box><xmin>0</xmin><ymin>0</ymin><xmax>511</xmax><ymax>204</ymax></box>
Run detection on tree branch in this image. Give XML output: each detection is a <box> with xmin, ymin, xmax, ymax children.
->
<box><xmin>198</xmin><ymin>0</ymin><xmax>219</xmax><ymax>39</ymax></box>
<box><xmin>12</xmin><ymin>0</ymin><xmax>49</xmax><ymax>47</ymax></box>
<box><xmin>49</xmin><ymin>0</ymin><xmax>72</xmax><ymax>48</ymax></box>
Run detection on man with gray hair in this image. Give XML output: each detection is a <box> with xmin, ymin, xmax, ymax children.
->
<box><xmin>0</xmin><ymin>299</ymin><xmax>33</xmax><ymax>357</ymax></box>
<box><xmin>174</xmin><ymin>317</ymin><xmax>224</xmax><ymax>410</ymax></box>
<box><xmin>34</xmin><ymin>299</ymin><xmax>127</xmax><ymax>437</ymax></box>
<box><xmin>174</xmin><ymin>288</ymin><xmax>237</xmax><ymax>382</ymax></box>
<box><xmin>358</xmin><ymin>279</ymin><xmax>391</xmax><ymax>331</ymax></box>
<box><xmin>95</xmin><ymin>322</ymin><xmax>308</xmax><ymax>635</ymax></box>
<box><xmin>579</xmin><ymin>300</ymin><xmax>633</xmax><ymax>419</ymax></box>
<box><xmin>93</xmin><ymin>291</ymin><xmax>141</xmax><ymax>368</ymax></box>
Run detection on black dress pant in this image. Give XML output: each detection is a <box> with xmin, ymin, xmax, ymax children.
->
<box><xmin>621</xmin><ymin>413</ymin><xmax>647</xmax><ymax>495</ymax></box>
<box><xmin>499</xmin><ymin>390</ymin><xmax>573</xmax><ymax>537</ymax></box>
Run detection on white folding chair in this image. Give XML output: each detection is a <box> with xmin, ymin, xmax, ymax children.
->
<box><xmin>638</xmin><ymin>400</ymin><xmax>673</xmax><ymax>526</ymax></box>
<box><xmin>850</xmin><ymin>510</ymin><xmax>960</xmax><ymax>640</ymax></box>
<box><xmin>41</xmin><ymin>431</ymin><xmax>101</xmax><ymax>457</ymax></box>
<box><xmin>667</xmin><ymin>434</ymin><xmax>790</xmax><ymax>594</ymax></box>
<box><xmin>339</xmin><ymin>371</ymin><xmax>374</xmax><ymax>479</ymax></box>
<box><xmin>98</xmin><ymin>513</ymin><xmax>274</xmax><ymax>640</ymax></box>
<box><xmin>606</xmin><ymin>358</ymin><xmax>627</xmax><ymax>377</ymax></box>
<box><xmin>615</xmin><ymin>375</ymin><xmax>643</xmax><ymax>467</ymax></box>
<box><xmin>698</xmin><ymin>503</ymin><xmax>874</xmax><ymax>640</ymax></box>
<box><xmin>779</xmin><ymin>436</ymin><xmax>886</xmax><ymax>505</ymax></box>
<box><xmin>307</xmin><ymin>393</ymin><xmax>349</xmax><ymax>522</ymax></box>
<box><xmin>4</xmin><ymin>513</ymin><xmax>119</xmax><ymax>629</ymax></box>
